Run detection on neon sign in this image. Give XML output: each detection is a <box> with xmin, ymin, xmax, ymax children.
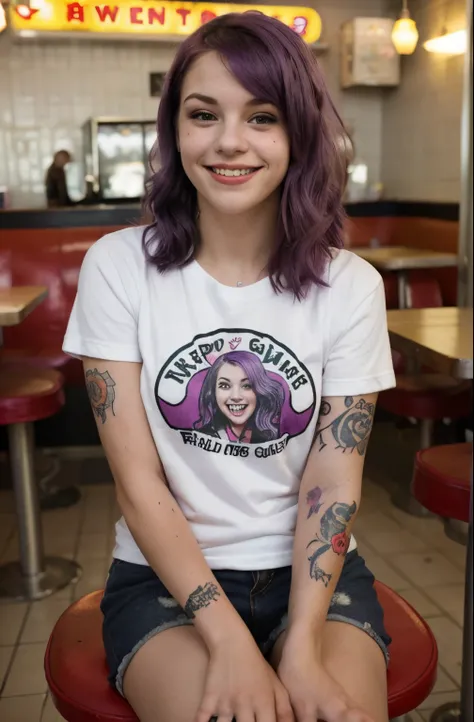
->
<box><xmin>10</xmin><ymin>1</ymin><xmax>322</xmax><ymax>43</ymax></box>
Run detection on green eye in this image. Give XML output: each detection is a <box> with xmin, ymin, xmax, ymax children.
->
<box><xmin>191</xmin><ymin>111</ymin><xmax>216</xmax><ymax>122</ymax></box>
<box><xmin>250</xmin><ymin>114</ymin><xmax>277</xmax><ymax>125</ymax></box>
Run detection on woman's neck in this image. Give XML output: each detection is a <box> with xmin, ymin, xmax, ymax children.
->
<box><xmin>195</xmin><ymin>195</ymin><xmax>278</xmax><ymax>287</ymax></box>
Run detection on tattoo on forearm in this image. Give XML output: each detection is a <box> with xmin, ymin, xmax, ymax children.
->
<box><xmin>306</xmin><ymin>500</ymin><xmax>357</xmax><ymax>586</ymax></box>
<box><xmin>315</xmin><ymin>396</ymin><xmax>374</xmax><ymax>456</ymax></box>
<box><xmin>184</xmin><ymin>582</ymin><xmax>220</xmax><ymax>619</ymax></box>
<box><xmin>85</xmin><ymin>368</ymin><xmax>116</xmax><ymax>424</ymax></box>
<box><xmin>306</xmin><ymin>486</ymin><xmax>324</xmax><ymax>519</ymax></box>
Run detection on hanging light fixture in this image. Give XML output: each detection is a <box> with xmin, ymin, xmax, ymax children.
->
<box><xmin>392</xmin><ymin>0</ymin><xmax>419</xmax><ymax>55</ymax></box>
<box><xmin>0</xmin><ymin>2</ymin><xmax>6</xmax><ymax>33</ymax></box>
<box><xmin>424</xmin><ymin>29</ymin><xmax>467</xmax><ymax>55</ymax></box>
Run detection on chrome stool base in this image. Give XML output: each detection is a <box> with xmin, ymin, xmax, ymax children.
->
<box><xmin>429</xmin><ymin>702</ymin><xmax>461</xmax><ymax>721</ymax></box>
<box><xmin>391</xmin><ymin>487</ymin><xmax>436</xmax><ymax>517</ymax></box>
<box><xmin>444</xmin><ymin>519</ymin><xmax>469</xmax><ymax>546</ymax></box>
<box><xmin>0</xmin><ymin>556</ymin><xmax>81</xmax><ymax>602</ymax></box>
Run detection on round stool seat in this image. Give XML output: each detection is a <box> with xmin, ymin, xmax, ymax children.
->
<box><xmin>0</xmin><ymin>367</ymin><xmax>65</xmax><ymax>425</ymax></box>
<box><xmin>413</xmin><ymin>443</ymin><xmax>472</xmax><ymax>523</ymax></box>
<box><xmin>0</xmin><ymin>347</ymin><xmax>70</xmax><ymax>371</ymax></box>
<box><xmin>379</xmin><ymin>374</ymin><xmax>471</xmax><ymax>419</ymax></box>
<box><xmin>45</xmin><ymin>582</ymin><xmax>438</xmax><ymax>722</ymax></box>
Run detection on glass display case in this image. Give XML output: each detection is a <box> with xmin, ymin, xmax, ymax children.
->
<box><xmin>82</xmin><ymin>118</ymin><xmax>157</xmax><ymax>203</ymax></box>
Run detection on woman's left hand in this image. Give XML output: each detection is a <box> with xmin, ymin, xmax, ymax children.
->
<box><xmin>277</xmin><ymin>638</ymin><xmax>375</xmax><ymax>722</ymax></box>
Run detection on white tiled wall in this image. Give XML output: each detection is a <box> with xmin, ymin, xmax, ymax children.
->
<box><xmin>1</xmin><ymin>0</ymin><xmax>392</xmax><ymax>208</ymax></box>
<box><xmin>381</xmin><ymin>0</ymin><xmax>466</xmax><ymax>201</ymax></box>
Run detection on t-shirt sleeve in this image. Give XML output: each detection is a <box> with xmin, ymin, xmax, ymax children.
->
<box><xmin>321</xmin><ymin>278</ymin><xmax>395</xmax><ymax>396</ymax></box>
<box><xmin>62</xmin><ymin>236</ymin><xmax>142</xmax><ymax>362</ymax></box>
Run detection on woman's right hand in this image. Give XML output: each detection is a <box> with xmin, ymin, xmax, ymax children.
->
<box><xmin>194</xmin><ymin>634</ymin><xmax>295</xmax><ymax>722</ymax></box>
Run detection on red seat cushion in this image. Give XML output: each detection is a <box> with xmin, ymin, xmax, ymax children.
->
<box><xmin>379</xmin><ymin>374</ymin><xmax>472</xmax><ymax>419</ymax></box>
<box><xmin>44</xmin><ymin>583</ymin><xmax>437</xmax><ymax>722</ymax></box>
<box><xmin>413</xmin><ymin>443</ymin><xmax>472</xmax><ymax>523</ymax></box>
<box><xmin>0</xmin><ymin>348</ymin><xmax>70</xmax><ymax>370</ymax></box>
<box><xmin>0</xmin><ymin>349</ymin><xmax>85</xmax><ymax>387</ymax></box>
<box><xmin>0</xmin><ymin>367</ymin><xmax>65</xmax><ymax>425</ymax></box>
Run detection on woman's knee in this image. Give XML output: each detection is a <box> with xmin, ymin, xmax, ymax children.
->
<box><xmin>123</xmin><ymin>625</ymin><xmax>209</xmax><ymax>722</ymax></box>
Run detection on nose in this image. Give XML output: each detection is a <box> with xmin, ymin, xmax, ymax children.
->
<box><xmin>215</xmin><ymin>119</ymin><xmax>248</xmax><ymax>156</ymax></box>
<box><xmin>230</xmin><ymin>385</ymin><xmax>243</xmax><ymax>400</ymax></box>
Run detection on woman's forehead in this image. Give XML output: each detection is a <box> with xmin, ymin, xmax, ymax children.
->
<box><xmin>218</xmin><ymin>363</ymin><xmax>246</xmax><ymax>377</ymax></box>
<box><xmin>181</xmin><ymin>52</ymin><xmax>255</xmax><ymax>106</ymax></box>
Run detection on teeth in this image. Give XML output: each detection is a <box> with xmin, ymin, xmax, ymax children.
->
<box><xmin>212</xmin><ymin>168</ymin><xmax>254</xmax><ymax>177</ymax></box>
<box><xmin>228</xmin><ymin>404</ymin><xmax>246</xmax><ymax>412</ymax></box>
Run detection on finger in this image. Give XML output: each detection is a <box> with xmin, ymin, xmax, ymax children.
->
<box><xmin>194</xmin><ymin>696</ymin><xmax>218</xmax><ymax>722</ymax></box>
<box><xmin>346</xmin><ymin>708</ymin><xmax>376</xmax><ymax>722</ymax></box>
<box><xmin>273</xmin><ymin>682</ymin><xmax>295</xmax><ymax>722</ymax></box>
<box><xmin>234</xmin><ymin>706</ymin><xmax>255</xmax><ymax>722</ymax></box>
<box><xmin>254</xmin><ymin>696</ymin><xmax>278</xmax><ymax>722</ymax></box>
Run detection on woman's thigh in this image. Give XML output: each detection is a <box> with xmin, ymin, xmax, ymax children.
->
<box><xmin>322</xmin><ymin>620</ymin><xmax>389</xmax><ymax>721</ymax></box>
<box><xmin>123</xmin><ymin>625</ymin><xmax>209</xmax><ymax>722</ymax></box>
<box><xmin>270</xmin><ymin>622</ymin><xmax>389</xmax><ymax>722</ymax></box>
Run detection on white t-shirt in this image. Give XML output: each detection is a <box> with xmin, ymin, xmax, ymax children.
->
<box><xmin>63</xmin><ymin>226</ymin><xmax>395</xmax><ymax>570</ymax></box>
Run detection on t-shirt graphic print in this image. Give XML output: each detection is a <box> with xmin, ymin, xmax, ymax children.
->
<box><xmin>156</xmin><ymin>329</ymin><xmax>316</xmax><ymax>459</ymax></box>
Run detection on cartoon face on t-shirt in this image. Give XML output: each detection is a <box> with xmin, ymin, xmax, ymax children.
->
<box><xmin>155</xmin><ymin>329</ymin><xmax>316</xmax><ymax>459</ymax></box>
<box><xmin>194</xmin><ymin>350</ymin><xmax>285</xmax><ymax>443</ymax></box>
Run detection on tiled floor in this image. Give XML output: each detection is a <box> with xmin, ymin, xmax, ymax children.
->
<box><xmin>0</xmin><ymin>476</ymin><xmax>467</xmax><ymax>721</ymax></box>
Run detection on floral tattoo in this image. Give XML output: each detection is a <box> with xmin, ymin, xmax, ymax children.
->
<box><xmin>306</xmin><ymin>493</ymin><xmax>357</xmax><ymax>586</ymax></box>
<box><xmin>315</xmin><ymin>396</ymin><xmax>375</xmax><ymax>456</ymax></box>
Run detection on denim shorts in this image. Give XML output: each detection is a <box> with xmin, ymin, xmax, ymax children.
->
<box><xmin>101</xmin><ymin>549</ymin><xmax>392</xmax><ymax>696</ymax></box>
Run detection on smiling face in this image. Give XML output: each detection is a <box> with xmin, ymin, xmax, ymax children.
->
<box><xmin>215</xmin><ymin>362</ymin><xmax>257</xmax><ymax>427</ymax></box>
<box><xmin>176</xmin><ymin>51</ymin><xmax>290</xmax><ymax>217</ymax></box>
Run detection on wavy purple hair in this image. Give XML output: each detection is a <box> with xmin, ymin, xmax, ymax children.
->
<box><xmin>194</xmin><ymin>351</ymin><xmax>284</xmax><ymax>441</ymax></box>
<box><xmin>142</xmin><ymin>12</ymin><xmax>347</xmax><ymax>299</ymax></box>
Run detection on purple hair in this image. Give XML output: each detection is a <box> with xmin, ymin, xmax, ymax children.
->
<box><xmin>142</xmin><ymin>12</ymin><xmax>347</xmax><ymax>300</ymax></box>
<box><xmin>194</xmin><ymin>351</ymin><xmax>284</xmax><ymax>441</ymax></box>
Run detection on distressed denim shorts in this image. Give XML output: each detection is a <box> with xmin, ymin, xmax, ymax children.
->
<box><xmin>101</xmin><ymin>549</ymin><xmax>392</xmax><ymax>696</ymax></box>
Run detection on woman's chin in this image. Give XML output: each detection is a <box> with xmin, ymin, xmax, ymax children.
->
<box><xmin>199</xmin><ymin>189</ymin><xmax>277</xmax><ymax>218</ymax></box>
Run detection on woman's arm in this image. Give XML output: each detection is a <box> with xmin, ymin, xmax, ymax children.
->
<box><xmin>83</xmin><ymin>356</ymin><xmax>250</xmax><ymax>651</ymax></box>
<box><xmin>285</xmin><ymin>393</ymin><xmax>377</xmax><ymax>647</ymax></box>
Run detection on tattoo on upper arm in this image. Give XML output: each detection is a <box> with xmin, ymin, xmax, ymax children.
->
<box><xmin>305</xmin><ymin>489</ymin><xmax>357</xmax><ymax>586</ymax></box>
<box><xmin>85</xmin><ymin>368</ymin><xmax>116</xmax><ymax>424</ymax></box>
<box><xmin>315</xmin><ymin>396</ymin><xmax>375</xmax><ymax>456</ymax></box>
<box><xmin>184</xmin><ymin>582</ymin><xmax>220</xmax><ymax>619</ymax></box>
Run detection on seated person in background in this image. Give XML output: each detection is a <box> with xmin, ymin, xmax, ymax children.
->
<box><xmin>45</xmin><ymin>150</ymin><xmax>74</xmax><ymax>208</ymax></box>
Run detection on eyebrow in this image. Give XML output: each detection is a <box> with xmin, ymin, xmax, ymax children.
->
<box><xmin>183</xmin><ymin>93</ymin><xmax>270</xmax><ymax>107</ymax></box>
<box><xmin>217</xmin><ymin>376</ymin><xmax>250</xmax><ymax>383</ymax></box>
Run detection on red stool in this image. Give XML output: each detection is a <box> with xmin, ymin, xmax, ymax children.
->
<box><xmin>413</xmin><ymin>443</ymin><xmax>471</xmax><ymax>528</ymax></box>
<box><xmin>379</xmin><ymin>375</ymin><xmax>471</xmax><ymax>516</ymax></box>
<box><xmin>412</xmin><ymin>443</ymin><xmax>472</xmax><ymax>722</ymax></box>
<box><xmin>380</xmin><ymin>375</ymin><xmax>471</xmax><ymax>448</ymax></box>
<box><xmin>44</xmin><ymin>582</ymin><xmax>438</xmax><ymax>722</ymax></box>
<box><xmin>0</xmin><ymin>366</ymin><xmax>81</xmax><ymax>601</ymax></box>
<box><xmin>0</xmin><ymin>349</ymin><xmax>82</xmax><ymax>510</ymax></box>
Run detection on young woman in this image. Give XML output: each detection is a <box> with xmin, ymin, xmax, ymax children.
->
<box><xmin>64</xmin><ymin>12</ymin><xmax>396</xmax><ymax>722</ymax></box>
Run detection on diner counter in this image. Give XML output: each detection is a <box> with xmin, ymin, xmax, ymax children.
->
<box><xmin>0</xmin><ymin>203</ymin><xmax>144</xmax><ymax>230</ymax></box>
<box><xmin>0</xmin><ymin>199</ymin><xmax>460</xmax><ymax>229</ymax></box>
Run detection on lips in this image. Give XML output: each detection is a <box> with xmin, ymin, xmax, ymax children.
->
<box><xmin>206</xmin><ymin>166</ymin><xmax>262</xmax><ymax>185</ymax></box>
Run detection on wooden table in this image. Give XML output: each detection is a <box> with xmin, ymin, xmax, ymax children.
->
<box><xmin>387</xmin><ymin>307</ymin><xmax>473</xmax><ymax>379</ymax></box>
<box><xmin>0</xmin><ymin>286</ymin><xmax>48</xmax><ymax>327</ymax></box>
<box><xmin>387</xmin><ymin>306</ymin><xmax>472</xmax><ymax>722</ymax></box>
<box><xmin>354</xmin><ymin>246</ymin><xmax>458</xmax><ymax>309</ymax></box>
